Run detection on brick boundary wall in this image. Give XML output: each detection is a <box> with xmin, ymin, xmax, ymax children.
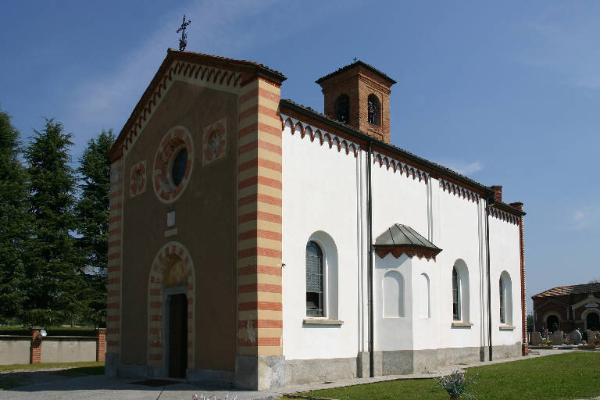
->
<box><xmin>235</xmin><ymin>76</ymin><xmax>284</xmax><ymax>389</ymax></box>
<box><xmin>30</xmin><ymin>328</ymin><xmax>42</xmax><ymax>364</ymax></box>
<box><xmin>96</xmin><ymin>328</ymin><xmax>106</xmax><ymax>362</ymax></box>
<box><xmin>106</xmin><ymin>158</ymin><xmax>124</xmax><ymax>373</ymax></box>
<box><xmin>0</xmin><ymin>328</ymin><xmax>106</xmax><ymax>366</ymax></box>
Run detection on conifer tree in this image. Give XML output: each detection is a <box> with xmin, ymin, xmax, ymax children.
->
<box><xmin>76</xmin><ymin>130</ymin><xmax>115</xmax><ymax>326</ymax></box>
<box><xmin>0</xmin><ymin>111</ymin><xmax>28</xmax><ymax>323</ymax></box>
<box><xmin>25</xmin><ymin>119</ymin><xmax>82</xmax><ymax>325</ymax></box>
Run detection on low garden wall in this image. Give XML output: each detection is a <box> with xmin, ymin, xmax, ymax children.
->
<box><xmin>0</xmin><ymin>328</ymin><xmax>106</xmax><ymax>366</ymax></box>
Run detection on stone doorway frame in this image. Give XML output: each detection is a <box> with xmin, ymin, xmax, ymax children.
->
<box><xmin>147</xmin><ymin>241</ymin><xmax>195</xmax><ymax>377</ymax></box>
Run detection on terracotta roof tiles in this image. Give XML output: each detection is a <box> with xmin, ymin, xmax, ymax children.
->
<box><xmin>532</xmin><ymin>282</ymin><xmax>600</xmax><ymax>298</ymax></box>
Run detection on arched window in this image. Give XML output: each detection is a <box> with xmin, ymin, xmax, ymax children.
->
<box><xmin>452</xmin><ymin>267</ymin><xmax>461</xmax><ymax>321</ymax></box>
<box><xmin>335</xmin><ymin>94</ymin><xmax>350</xmax><ymax>123</ymax></box>
<box><xmin>452</xmin><ymin>260</ymin><xmax>470</xmax><ymax>323</ymax></box>
<box><xmin>586</xmin><ymin>312</ymin><xmax>600</xmax><ymax>331</ymax></box>
<box><xmin>546</xmin><ymin>315</ymin><xmax>560</xmax><ymax>332</ymax></box>
<box><xmin>306</xmin><ymin>241</ymin><xmax>324</xmax><ymax>317</ymax></box>
<box><xmin>499</xmin><ymin>272</ymin><xmax>513</xmax><ymax>325</ymax></box>
<box><xmin>367</xmin><ymin>94</ymin><xmax>380</xmax><ymax>125</ymax></box>
<box><xmin>418</xmin><ymin>273</ymin><xmax>431</xmax><ymax>319</ymax></box>
<box><xmin>171</xmin><ymin>147</ymin><xmax>188</xmax><ymax>187</ymax></box>
<box><xmin>383</xmin><ymin>271</ymin><xmax>404</xmax><ymax>318</ymax></box>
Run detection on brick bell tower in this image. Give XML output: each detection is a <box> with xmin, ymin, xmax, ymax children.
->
<box><xmin>316</xmin><ymin>60</ymin><xmax>396</xmax><ymax>143</ymax></box>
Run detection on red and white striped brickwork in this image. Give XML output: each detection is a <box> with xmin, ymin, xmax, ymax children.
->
<box><xmin>106</xmin><ymin>159</ymin><xmax>124</xmax><ymax>359</ymax></box>
<box><xmin>146</xmin><ymin>242</ymin><xmax>195</xmax><ymax>369</ymax></box>
<box><xmin>236</xmin><ymin>77</ymin><xmax>284</xmax><ymax>358</ymax></box>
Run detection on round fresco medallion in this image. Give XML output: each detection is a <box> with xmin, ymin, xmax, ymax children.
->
<box><xmin>153</xmin><ymin>126</ymin><xmax>194</xmax><ymax>203</ymax></box>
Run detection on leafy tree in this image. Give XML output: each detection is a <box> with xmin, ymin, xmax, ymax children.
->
<box><xmin>25</xmin><ymin>119</ymin><xmax>83</xmax><ymax>325</ymax></box>
<box><xmin>76</xmin><ymin>130</ymin><xmax>115</xmax><ymax>326</ymax></box>
<box><xmin>0</xmin><ymin>111</ymin><xmax>28</xmax><ymax>323</ymax></box>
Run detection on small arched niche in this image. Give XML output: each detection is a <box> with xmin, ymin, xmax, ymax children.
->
<box><xmin>383</xmin><ymin>270</ymin><xmax>405</xmax><ymax>318</ymax></box>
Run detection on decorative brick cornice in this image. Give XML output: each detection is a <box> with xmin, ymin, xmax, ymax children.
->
<box><xmin>374</xmin><ymin>152</ymin><xmax>429</xmax><ymax>183</ymax></box>
<box><xmin>281</xmin><ymin>115</ymin><xmax>360</xmax><ymax>157</ymax></box>
<box><xmin>439</xmin><ymin>178</ymin><xmax>480</xmax><ymax>203</ymax></box>
<box><xmin>374</xmin><ymin>245</ymin><xmax>441</xmax><ymax>261</ymax></box>
<box><xmin>489</xmin><ymin>206</ymin><xmax>520</xmax><ymax>225</ymax></box>
<box><xmin>112</xmin><ymin>61</ymin><xmax>241</xmax><ymax>161</ymax></box>
<box><xmin>110</xmin><ymin>49</ymin><xmax>285</xmax><ymax>163</ymax></box>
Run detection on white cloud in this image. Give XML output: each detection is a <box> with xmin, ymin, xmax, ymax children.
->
<box><xmin>63</xmin><ymin>0</ymin><xmax>277</xmax><ymax>151</ymax></box>
<box><xmin>570</xmin><ymin>206</ymin><xmax>600</xmax><ymax>231</ymax></box>
<box><xmin>440</xmin><ymin>160</ymin><xmax>483</xmax><ymax>176</ymax></box>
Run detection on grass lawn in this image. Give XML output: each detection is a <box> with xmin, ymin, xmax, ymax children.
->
<box><xmin>293</xmin><ymin>352</ymin><xmax>600</xmax><ymax>400</ymax></box>
<box><xmin>0</xmin><ymin>361</ymin><xmax>104</xmax><ymax>390</ymax></box>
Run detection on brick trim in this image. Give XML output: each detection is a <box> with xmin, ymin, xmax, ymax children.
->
<box><xmin>96</xmin><ymin>328</ymin><xmax>107</xmax><ymax>362</ymax></box>
<box><xmin>30</xmin><ymin>328</ymin><xmax>42</xmax><ymax>364</ymax></box>
<box><xmin>147</xmin><ymin>241</ymin><xmax>196</xmax><ymax>369</ymax></box>
<box><xmin>514</xmin><ymin>203</ymin><xmax>528</xmax><ymax>355</ymax></box>
<box><xmin>106</xmin><ymin>160</ymin><xmax>124</xmax><ymax>357</ymax></box>
<box><xmin>236</xmin><ymin>78</ymin><xmax>283</xmax><ymax>358</ymax></box>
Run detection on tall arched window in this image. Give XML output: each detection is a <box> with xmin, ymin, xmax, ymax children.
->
<box><xmin>452</xmin><ymin>267</ymin><xmax>461</xmax><ymax>321</ymax></box>
<box><xmin>418</xmin><ymin>273</ymin><xmax>431</xmax><ymax>319</ymax></box>
<box><xmin>367</xmin><ymin>94</ymin><xmax>380</xmax><ymax>125</ymax></box>
<box><xmin>452</xmin><ymin>260</ymin><xmax>470</xmax><ymax>323</ymax></box>
<box><xmin>383</xmin><ymin>271</ymin><xmax>404</xmax><ymax>318</ymax></box>
<box><xmin>306</xmin><ymin>241</ymin><xmax>324</xmax><ymax>317</ymax></box>
<box><xmin>335</xmin><ymin>94</ymin><xmax>350</xmax><ymax>123</ymax></box>
<box><xmin>499</xmin><ymin>272</ymin><xmax>513</xmax><ymax>325</ymax></box>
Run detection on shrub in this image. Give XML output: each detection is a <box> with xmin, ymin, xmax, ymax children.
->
<box><xmin>436</xmin><ymin>369</ymin><xmax>476</xmax><ymax>399</ymax></box>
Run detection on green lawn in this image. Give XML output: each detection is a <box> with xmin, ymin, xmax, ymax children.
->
<box><xmin>0</xmin><ymin>361</ymin><xmax>104</xmax><ymax>390</ymax></box>
<box><xmin>0</xmin><ymin>361</ymin><xmax>103</xmax><ymax>373</ymax></box>
<box><xmin>294</xmin><ymin>352</ymin><xmax>600</xmax><ymax>400</ymax></box>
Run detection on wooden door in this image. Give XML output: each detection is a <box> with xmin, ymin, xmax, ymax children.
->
<box><xmin>168</xmin><ymin>293</ymin><xmax>188</xmax><ymax>378</ymax></box>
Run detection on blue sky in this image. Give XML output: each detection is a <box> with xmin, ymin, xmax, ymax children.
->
<box><xmin>1</xmin><ymin>1</ymin><xmax>599</xmax><ymax>309</ymax></box>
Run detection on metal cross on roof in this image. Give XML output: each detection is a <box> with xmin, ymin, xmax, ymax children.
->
<box><xmin>176</xmin><ymin>15</ymin><xmax>191</xmax><ymax>51</ymax></box>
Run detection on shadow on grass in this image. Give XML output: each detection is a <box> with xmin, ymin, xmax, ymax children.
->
<box><xmin>0</xmin><ymin>365</ymin><xmax>248</xmax><ymax>395</ymax></box>
<box><xmin>0</xmin><ymin>365</ymin><xmax>104</xmax><ymax>390</ymax></box>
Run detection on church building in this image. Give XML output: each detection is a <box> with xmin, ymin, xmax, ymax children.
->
<box><xmin>532</xmin><ymin>283</ymin><xmax>600</xmax><ymax>333</ymax></box>
<box><xmin>105</xmin><ymin>49</ymin><xmax>527</xmax><ymax>390</ymax></box>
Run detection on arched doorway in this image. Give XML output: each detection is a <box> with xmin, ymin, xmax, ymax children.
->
<box><xmin>147</xmin><ymin>242</ymin><xmax>195</xmax><ymax>378</ymax></box>
<box><xmin>586</xmin><ymin>312</ymin><xmax>600</xmax><ymax>331</ymax></box>
<box><xmin>546</xmin><ymin>315</ymin><xmax>560</xmax><ymax>332</ymax></box>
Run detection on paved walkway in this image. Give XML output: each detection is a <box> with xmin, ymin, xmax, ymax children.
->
<box><xmin>0</xmin><ymin>349</ymin><xmax>579</xmax><ymax>400</ymax></box>
<box><xmin>0</xmin><ymin>374</ymin><xmax>280</xmax><ymax>400</ymax></box>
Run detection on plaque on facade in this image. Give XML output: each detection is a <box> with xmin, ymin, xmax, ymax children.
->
<box><xmin>202</xmin><ymin>118</ymin><xmax>227</xmax><ymax>165</ymax></box>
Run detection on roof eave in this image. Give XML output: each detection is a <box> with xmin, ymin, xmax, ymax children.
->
<box><xmin>280</xmin><ymin>99</ymin><xmax>495</xmax><ymax>198</ymax></box>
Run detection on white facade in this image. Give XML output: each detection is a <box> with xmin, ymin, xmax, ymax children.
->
<box><xmin>280</xmin><ymin>115</ymin><xmax>523</xmax><ymax>376</ymax></box>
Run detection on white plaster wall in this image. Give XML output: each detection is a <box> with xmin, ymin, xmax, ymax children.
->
<box><xmin>411</xmin><ymin>257</ymin><xmax>442</xmax><ymax>350</ymax></box>
<box><xmin>489</xmin><ymin>217</ymin><xmax>523</xmax><ymax>346</ymax></box>
<box><xmin>281</xmin><ymin>118</ymin><xmax>523</xmax><ymax>360</ymax></box>
<box><xmin>371</xmin><ymin>163</ymin><xmax>429</xmax><ymax>238</ymax></box>
<box><xmin>374</xmin><ymin>255</ymin><xmax>413</xmax><ymax>350</ymax></box>
<box><xmin>282</xmin><ymin>124</ymin><xmax>361</xmax><ymax>360</ymax></box>
<box><xmin>427</xmin><ymin>188</ymin><xmax>484</xmax><ymax>350</ymax></box>
<box><xmin>41</xmin><ymin>339</ymin><xmax>97</xmax><ymax>363</ymax></box>
<box><xmin>0</xmin><ymin>339</ymin><xmax>30</xmax><ymax>365</ymax></box>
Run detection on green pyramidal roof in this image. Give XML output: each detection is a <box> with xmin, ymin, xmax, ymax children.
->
<box><xmin>375</xmin><ymin>224</ymin><xmax>440</xmax><ymax>251</ymax></box>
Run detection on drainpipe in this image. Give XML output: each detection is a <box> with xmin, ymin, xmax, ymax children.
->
<box><xmin>366</xmin><ymin>140</ymin><xmax>375</xmax><ymax>377</ymax></box>
<box><xmin>485</xmin><ymin>197</ymin><xmax>494</xmax><ymax>361</ymax></box>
